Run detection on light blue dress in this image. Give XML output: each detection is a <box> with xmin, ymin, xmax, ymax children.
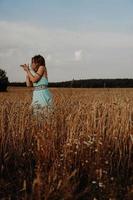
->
<box><xmin>30</xmin><ymin>69</ymin><xmax>53</xmax><ymax>114</ymax></box>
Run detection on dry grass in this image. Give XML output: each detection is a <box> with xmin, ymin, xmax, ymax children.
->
<box><xmin>0</xmin><ymin>86</ymin><xmax>133</xmax><ymax>200</ymax></box>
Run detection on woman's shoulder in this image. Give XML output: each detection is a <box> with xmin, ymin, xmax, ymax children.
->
<box><xmin>38</xmin><ymin>65</ymin><xmax>48</xmax><ymax>78</ymax></box>
<box><xmin>38</xmin><ymin>65</ymin><xmax>46</xmax><ymax>70</ymax></box>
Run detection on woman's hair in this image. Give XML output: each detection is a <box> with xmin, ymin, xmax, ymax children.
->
<box><xmin>32</xmin><ymin>55</ymin><xmax>45</xmax><ymax>68</ymax></box>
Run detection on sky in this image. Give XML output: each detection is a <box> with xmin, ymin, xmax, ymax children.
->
<box><xmin>0</xmin><ymin>0</ymin><xmax>133</xmax><ymax>82</ymax></box>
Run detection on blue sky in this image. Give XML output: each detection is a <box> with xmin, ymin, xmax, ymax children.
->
<box><xmin>0</xmin><ymin>0</ymin><xmax>133</xmax><ymax>82</ymax></box>
<box><xmin>0</xmin><ymin>0</ymin><xmax>133</xmax><ymax>31</ymax></box>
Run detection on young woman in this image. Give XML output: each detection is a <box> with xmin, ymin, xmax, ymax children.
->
<box><xmin>21</xmin><ymin>55</ymin><xmax>53</xmax><ymax>115</ymax></box>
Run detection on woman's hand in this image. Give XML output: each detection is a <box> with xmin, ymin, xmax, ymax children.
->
<box><xmin>20</xmin><ymin>64</ymin><xmax>29</xmax><ymax>72</ymax></box>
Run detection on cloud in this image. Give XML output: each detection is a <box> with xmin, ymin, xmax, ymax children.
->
<box><xmin>74</xmin><ymin>50</ymin><xmax>82</xmax><ymax>61</ymax></box>
<box><xmin>0</xmin><ymin>20</ymin><xmax>133</xmax><ymax>82</ymax></box>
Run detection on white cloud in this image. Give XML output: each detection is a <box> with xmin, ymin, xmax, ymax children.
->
<box><xmin>74</xmin><ymin>50</ymin><xmax>82</xmax><ymax>61</ymax></box>
<box><xmin>0</xmin><ymin>20</ymin><xmax>133</xmax><ymax>82</ymax></box>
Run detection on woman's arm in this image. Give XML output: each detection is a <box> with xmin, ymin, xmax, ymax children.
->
<box><xmin>26</xmin><ymin>75</ymin><xmax>33</xmax><ymax>87</ymax></box>
<box><xmin>21</xmin><ymin>64</ymin><xmax>45</xmax><ymax>83</ymax></box>
<box><xmin>26</xmin><ymin>66</ymin><xmax>45</xmax><ymax>83</ymax></box>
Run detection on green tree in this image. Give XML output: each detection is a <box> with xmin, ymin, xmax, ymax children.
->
<box><xmin>0</xmin><ymin>69</ymin><xmax>9</xmax><ymax>91</ymax></box>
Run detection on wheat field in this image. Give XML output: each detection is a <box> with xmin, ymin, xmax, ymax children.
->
<box><xmin>0</xmin><ymin>87</ymin><xmax>133</xmax><ymax>200</ymax></box>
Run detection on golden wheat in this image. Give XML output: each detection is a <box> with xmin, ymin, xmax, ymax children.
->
<box><xmin>0</xmin><ymin>86</ymin><xmax>133</xmax><ymax>199</ymax></box>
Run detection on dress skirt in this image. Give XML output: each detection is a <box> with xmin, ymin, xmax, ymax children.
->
<box><xmin>31</xmin><ymin>88</ymin><xmax>53</xmax><ymax>116</ymax></box>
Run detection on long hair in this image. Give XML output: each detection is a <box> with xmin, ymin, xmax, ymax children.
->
<box><xmin>32</xmin><ymin>55</ymin><xmax>45</xmax><ymax>68</ymax></box>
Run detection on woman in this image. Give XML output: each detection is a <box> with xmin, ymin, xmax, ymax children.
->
<box><xmin>21</xmin><ymin>55</ymin><xmax>53</xmax><ymax>115</ymax></box>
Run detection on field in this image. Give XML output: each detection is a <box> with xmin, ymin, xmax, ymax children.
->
<box><xmin>0</xmin><ymin>87</ymin><xmax>133</xmax><ymax>200</ymax></box>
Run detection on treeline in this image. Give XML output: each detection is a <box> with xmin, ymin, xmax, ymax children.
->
<box><xmin>9</xmin><ymin>82</ymin><xmax>26</xmax><ymax>87</ymax></box>
<box><xmin>0</xmin><ymin>69</ymin><xmax>9</xmax><ymax>91</ymax></box>
<box><xmin>9</xmin><ymin>78</ymin><xmax>133</xmax><ymax>88</ymax></box>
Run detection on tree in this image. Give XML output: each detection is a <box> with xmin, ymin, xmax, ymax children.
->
<box><xmin>0</xmin><ymin>69</ymin><xmax>9</xmax><ymax>91</ymax></box>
